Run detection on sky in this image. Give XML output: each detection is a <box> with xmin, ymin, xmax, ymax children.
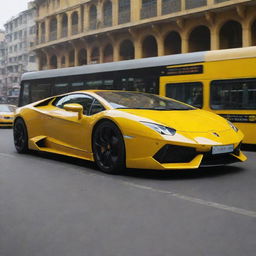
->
<box><xmin>0</xmin><ymin>0</ymin><xmax>30</xmax><ymax>30</ymax></box>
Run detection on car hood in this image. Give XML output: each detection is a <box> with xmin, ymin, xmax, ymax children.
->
<box><xmin>118</xmin><ymin>109</ymin><xmax>231</xmax><ymax>132</ymax></box>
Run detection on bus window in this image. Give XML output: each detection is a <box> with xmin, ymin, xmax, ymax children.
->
<box><xmin>119</xmin><ymin>77</ymin><xmax>157</xmax><ymax>93</ymax></box>
<box><xmin>70</xmin><ymin>81</ymin><xmax>85</xmax><ymax>91</ymax></box>
<box><xmin>86</xmin><ymin>80</ymin><xmax>104</xmax><ymax>89</ymax></box>
<box><xmin>85</xmin><ymin>79</ymin><xmax>114</xmax><ymax>90</ymax></box>
<box><xmin>166</xmin><ymin>82</ymin><xmax>203</xmax><ymax>108</ymax></box>
<box><xmin>20</xmin><ymin>82</ymin><xmax>30</xmax><ymax>106</ymax></box>
<box><xmin>31</xmin><ymin>82</ymin><xmax>51</xmax><ymax>103</ymax></box>
<box><xmin>53</xmin><ymin>82</ymin><xmax>69</xmax><ymax>95</ymax></box>
<box><xmin>210</xmin><ymin>79</ymin><xmax>256</xmax><ymax>110</ymax></box>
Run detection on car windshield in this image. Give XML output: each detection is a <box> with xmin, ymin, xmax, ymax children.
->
<box><xmin>96</xmin><ymin>91</ymin><xmax>195</xmax><ymax>110</ymax></box>
<box><xmin>0</xmin><ymin>105</ymin><xmax>15</xmax><ymax>112</ymax></box>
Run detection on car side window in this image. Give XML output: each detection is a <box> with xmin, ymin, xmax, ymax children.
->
<box><xmin>53</xmin><ymin>94</ymin><xmax>94</xmax><ymax>115</ymax></box>
<box><xmin>89</xmin><ymin>99</ymin><xmax>105</xmax><ymax>115</ymax></box>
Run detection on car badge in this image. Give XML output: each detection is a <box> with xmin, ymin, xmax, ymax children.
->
<box><xmin>212</xmin><ymin>132</ymin><xmax>220</xmax><ymax>137</ymax></box>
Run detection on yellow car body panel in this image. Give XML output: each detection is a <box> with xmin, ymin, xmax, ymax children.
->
<box><xmin>14</xmin><ymin>90</ymin><xmax>246</xmax><ymax>170</ymax></box>
<box><xmin>0</xmin><ymin>104</ymin><xmax>15</xmax><ymax>126</ymax></box>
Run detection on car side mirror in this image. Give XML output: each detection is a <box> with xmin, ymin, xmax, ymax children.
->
<box><xmin>63</xmin><ymin>103</ymin><xmax>83</xmax><ymax>120</ymax></box>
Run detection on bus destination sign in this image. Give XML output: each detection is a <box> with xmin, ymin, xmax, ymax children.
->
<box><xmin>163</xmin><ymin>65</ymin><xmax>203</xmax><ymax>76</ymax></box>
<box><xmin>220</xmin><ymin>114</ymin><xmax>256</xmax><ymax>123</ymax></box>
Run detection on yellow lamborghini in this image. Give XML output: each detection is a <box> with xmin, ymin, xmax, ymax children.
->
<box><xmin>0</xmin><ymin>104</ymin><xmax>16</xmax><ymax>127</ymax></box>
<box><xmin>13</xmin><ymin>90</ymin><xmax>246</xmax><ymax>173</ymax></box>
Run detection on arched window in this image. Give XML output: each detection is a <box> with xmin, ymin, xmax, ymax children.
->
<box><xmin>219</xmin><ymin>20</ymin><xmax>242</xmax><ymax>49</ymax></box>
<box><xmin>89</xmin><ymin>5</ymin><xmax>97</xmax><ymax>30</ymax></box>
<box><xmin>50</xmin><ymin>55</ymin><xmax>57</xmax><ymax>69</ymax></box>
<box><xmin>164</xmin><ymin>31</ymin><xmax>181</xmax><ymax>55</ymax></box>
<box><xmin>119</xmin><ymin>39</ymin><xmax>134</xmax><ymax>60</ymax></box>
<box><xmin>71</xmin><ymin>12</ymin><xmax>79</xmax><ymax>35</ymax></box>
<box><xmin>103</xmin><ymin>1</ymin><xmax>112</xmax><ymax>27</ymax></box>
<box><xmin>40</xmin><ymin>52</ymin><xmax>47</xmax><ymax>70</ymax></box>
<box><xmin>78</xmin><ymin>49</ymin><xmax>87</xmax><ymax>65</ymax></box>
<box><xmin>40</xmin><ymin>22</ymin><xmax>45</xmax><ymax>43</ymax></box>
<box><xmin>189</xmin><ymin>26</ymin><xmax>210</xmax><ymax>52</ymax></box>
<box><xmin>61</xmin><ymin>13</ymin><xmax>68</xmax><ymax>37</ymax></box>
<box><xmin>118</xmin><ymin>0</ymin><xmax>130</xmax><ymax>24</ymax></box>
<box><xmin>142</xmin><ymin>35</ymin><xmax>158</xmax><ymax>58</ymax></box>
<box><xmin>49</xmin><ymin>17</ymin><xmax>57</xmax><ymax>41</ymax></box>
<box><xmin>61</xmin><ymin>56</ymin><xmax>66</xmax><ymax>67</ymax></box>
<box><xmin>91</xmin><ymin>47</ymin><xmax>100</xmax><ymax>64</ymax></box>
<box><xmin>251</xmin><ymin>19</ymin><xmax>256</xmax><ymax>46</ymax></box>
<box><xmin>103</xmin><ymin>44</ymin><xmax>113</xmax><ymax>63</ymax></box>
<box><xmin>69</xmin><ymin>49</ymin><xmax>75</xmax><ymax>67</ymax></box>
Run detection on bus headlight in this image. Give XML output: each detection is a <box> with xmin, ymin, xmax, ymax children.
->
<box><xmin>141</xmin><ymin>121</ymin><xmax>176</xmax><ymax>136</ymax></box>
<box><xmin>228</xmin><ymin>121</ymin><xmax>238</xmax><ymax>132</ymax></box>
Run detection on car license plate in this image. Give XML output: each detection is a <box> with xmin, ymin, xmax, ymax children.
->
<box><xmin>212</xmin><ymin>144</ymin><xmax>234</xmax><ymax>155</ymax></box>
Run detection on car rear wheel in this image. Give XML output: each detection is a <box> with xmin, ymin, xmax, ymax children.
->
<box><xmin>13</xmin><ymin>118</ymin><xmax>28</xmax><ymax>153</ymax></box>
<box><xmin>92</xmin><ymin>120</ymin><xmax>125</xmax><ymax>174</ymax></box>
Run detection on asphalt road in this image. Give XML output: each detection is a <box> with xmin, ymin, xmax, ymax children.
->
<box><xmin>0</xmin><ymin>128</ymin><xmax>255</xmax><ymax>256</ymax></box>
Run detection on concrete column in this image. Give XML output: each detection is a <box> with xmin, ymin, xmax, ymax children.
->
<box><xmin>77</xmin><ymin>8</ymin><xmax>82</xmax><ymax>34</ymax></box>
<box><xmin>67</xmin><ymin>12</ymin><xmax>72</xmax><ymax>37</ymax></box>
<box><xmin>157</xmin><ymin>37</ymin><xmax>164</xmax><ymax>56</ymax></box>
<box><xmin>181</xmin><ymin>35</ymin><xmax>189</xmax><ymax>53</ymax></box>
<box><xmin>134</xmin><ymin>38</ymin><xmax>142</xmax><ymax>59</ymax></box>
<box><xmin>242</xmin><ymin>23</ymin><xmax>251</xmax><ymax>47</ymax></box>
<box><xmin>113</xmin><ymin>42</ymin><xmax>119</xmax><ymax>61</ymax></box>
<box><xmin>131</xmin><ymin>0</ymin><xmax>140</xmax><ymax>22</ymax></box>
<box><xmin>57</xmin><ymin>55</ymin><xmax>62</xmax><ymax>68</ymax></box>
<box><xmin>210</xmin><ymin>27</ymin><xmax>219</xmax><ymax>50</ymax></box>
<box><xmin>38</xmin><ymin>22</ymin><xmax>42</xmax><ymax>44</ymax></box>
<box><xmin>84</xmin><ymin>4</ymin><xmax>89</xmax><ymax>31</ymax></box>
<box><xmin>181</xmin><ymin>0</ymin><xmax>186</xmax><ymax>11</ymax></box>
<box><xmin>45</xmin><ymin>18</ymin><xmax>50</xmax><ymax>42</ymax></box>
<box><xmin>87</xmin><ymin>47</ymin><xmax>91</xmax><ymax>64</ymax></box>
<box><xmin>112</xmin><ymin>0</ymin><xmax>118</xmax><ymax>26</ymax></box>
<box><xmin>157</xmin><ymin>0</ymin><xmax>162</xmax><ymax>17</ymax></box>
<box><xmin>99</xmin><ymin>47</ymin><xmax>103</xmax><ymax>63</ymax></box>
<box><xmin>57</xmin><ymin>14</ymin><xmax>62</xmax><ymax>40</ymax></box>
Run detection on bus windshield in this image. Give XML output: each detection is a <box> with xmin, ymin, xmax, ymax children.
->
<box><xmin>96</xmin><ymin>91</ymin><xmax>194</xmax><ymax>110</ymax></box>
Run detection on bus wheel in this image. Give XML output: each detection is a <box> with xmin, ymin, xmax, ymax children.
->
<box><xmin>13</xmin><ymin>118</ymin><xmax>29</xmax><ymax>153</ymax></box>
<box><xmin>92</xmin><ymin>120</ymin><xmax>125</xmax><ymax>174</ymax></box>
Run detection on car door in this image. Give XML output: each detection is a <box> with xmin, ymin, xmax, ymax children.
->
<box><xmin>43</xmin><ymin>93</ymin><xmax>95</xmax><ymax>158</ymax></box>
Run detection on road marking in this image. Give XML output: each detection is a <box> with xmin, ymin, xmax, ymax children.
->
<box><xmin>123</xmin><ymin>181</ymin><xmax>256</xmax><ymax>218</ymax></box>
<box><xmin>0</xmin><ymin>153</ymin><xmax>16</xmax><ymax>158</ymax></box>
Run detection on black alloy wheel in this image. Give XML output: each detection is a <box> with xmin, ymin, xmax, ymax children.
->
<box><xmin>13</xmin><ymin>118</ymin><xmax>29</xmax><ymax>153</ymax></box>
<box><xmin>92</xmin><ymin>120</ymin><xmax>126</xmax><ymax>174</ymax></box>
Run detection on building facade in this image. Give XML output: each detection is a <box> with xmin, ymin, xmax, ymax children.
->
<box><xmin>4</xmin><ymin>2</ymin><xmax>37</xmax><ymax>104</ymax></box>
<box><xmin>0</xmin><ymin>30</ymin><xmax>7</xmax><ymax>103</ymax></box>
<box><xmin>34</xmin><ymin>0</ymin><xmax>256</xmax><ymax>70</ymax></box>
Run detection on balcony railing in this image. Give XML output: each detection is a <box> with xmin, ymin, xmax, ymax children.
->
<box><xmin>40</xmin><ymin>34</ymin><xmax>45</xmax><ymax>43</ymax></box>
<box><xmin>103</xmin><ymin>16</ymin><xmax>112</xmax><ymax>27</ymax></box>
<box><xmin>89</xmin><ymin>19</ymin><xmax>97</xmax><ymax>30</ymax></box>
<box><xmin>162</xmin><ymin>0</ymin><xmax>181</xmax><ymax>15</ymax></box>
<box><xmin>140</xmin><ymin>2</ymin><xmax>157</xmax><ymax>19</ymax></box>
<box><xmin>186</xmin><ymin>0</ymin><xmax>207</xmax><ymax>9</ymax></box>
<box><xmin>72</xmin><ymin>24</ymin><xmax>79</xmax><ymax>35</ymax></box>
<box><xmin>50</xmin><ymin>31</ymin><xmax>57</xmax><ymax>41</ymax></box>
<box><xmin>118</xmin><ymin>9</ymin><xmax>131</xmax><ymax>24</ymax></box>
<box><xmin>215</xmin><ymin>0</ymin><xmax>230</xmax><ymax>3</ymax></box>
<box><xmin>61</xmin><ymin>27</ymin><xmax>68</xmax><ymax>38</ymax></box>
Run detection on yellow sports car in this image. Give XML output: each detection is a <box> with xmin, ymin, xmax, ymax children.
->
<box><xmin>0</xmin><ymin>104</ymin><xmax>16</xmax><ymax>127</ymax></box>
<box><xmin>13</xmin><ymin>90</ymin><xmax>246</xmax><ymax>173</ymax></box>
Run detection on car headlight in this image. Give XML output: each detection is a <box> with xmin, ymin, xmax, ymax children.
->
<box><xmin>228</xmin><ymin>121</ymin><xmax>238</xmax><ymax>132</ymax></box>
<box><xmin>141</xmin><ymin>121</ymin><xmax>176</xmax><ymax>136</ymax></box>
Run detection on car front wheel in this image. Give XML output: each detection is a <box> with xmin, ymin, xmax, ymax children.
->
<box><xmin>92</xmin><ymin>120</ymin><xmax>126</xmax><ymax>174</ymax></box>
<box><xmin>13</xmin><ymin>118</ymin><xmax>29</xmax><ymax>153</ymax></box>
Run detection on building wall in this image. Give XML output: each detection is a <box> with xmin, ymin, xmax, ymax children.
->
<box><xmin>0</xmin><ymin>30</ymin><xmax>7</xmax><ymax>103</ymax></box>
<box><xmin>34</xmin><ymin>0</ymin><xmax>256</xmax><ymax>70</ymax></box>
<box><xmin>4</xmin><ymin>2</ymin><xmax>38</xmax><ymax>104</ymax></box>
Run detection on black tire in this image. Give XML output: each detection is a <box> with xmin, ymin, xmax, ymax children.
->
<box><xmin>13</xmin><ymin>118</ymin><xmax>29</xmax><ymax>153</ymax></box>
<box><xmin>92</xmin><ymin>120</ymin><xmax>126</xmax><ymax>174</ymax></box>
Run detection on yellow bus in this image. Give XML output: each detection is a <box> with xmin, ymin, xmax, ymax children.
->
<box><xmin>19</xmin><ymin>47</ymin><xmax>256</xmax><ymax>144</ymax></box>
<box><xmin>160</xmin><ymin>47</ymin><xmax>256</xmax><ymax>144</ymax></box>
